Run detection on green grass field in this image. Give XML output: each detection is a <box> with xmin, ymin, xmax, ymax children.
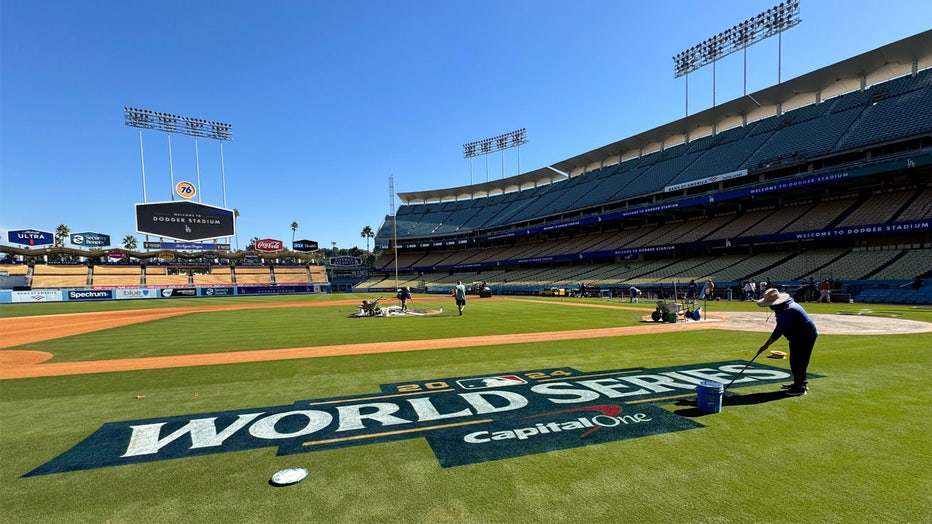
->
<box><xmin>1</xmin><ymin>294</ymin><xmax>930</xmax><ymax>523</ymax></box>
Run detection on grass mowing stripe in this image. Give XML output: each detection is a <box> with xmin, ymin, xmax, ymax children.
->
<box><xmin>9</xmin><ymin>301</ymin><xmax>645</xmax><ymax>361</ymax></box>
<box><xmin>1</xmin><ymin>298</ymin><xmax>929</xmax><ymax>523</ymax></box>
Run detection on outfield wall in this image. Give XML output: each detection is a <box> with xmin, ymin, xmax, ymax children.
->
<box><xmin>0</xmin><ymin>284</ymin><xmax>329</xmax><ymax>304</ymax></box>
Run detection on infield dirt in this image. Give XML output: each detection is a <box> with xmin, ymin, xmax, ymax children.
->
<box><xmin>2</xmin><ymin>298</ymin><xmax>928</xmax><ymax>379</ymax></box>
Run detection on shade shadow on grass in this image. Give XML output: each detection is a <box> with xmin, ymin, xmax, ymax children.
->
<box><xmin>673</xmin><ymin>390</ymin><xmax>789</xmax><ymax>417</ymax></box>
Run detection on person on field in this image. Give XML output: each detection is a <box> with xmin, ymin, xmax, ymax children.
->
<box><xmin>819</xmin><ymin>278</ymin><xmax>832</xmax><ymax>303</ymax></box>
<box><xmin>756</xmin><ymin>288</ymin><xmax>818</xmax><ymax>396</ymax></box>
<box><xmin>396</xmin><ymin>286</ymin><xmax>411</xmax><ymax>312</ymax></box>
<box><xmin>629</xmin><ymin>286</ymin><xmax>641</xmax><ymax>303</ymax></box>
<box><xmin>700</xmin><ymin>279</ymin><xmax>715</xmax><ymax>300</ymax></box>
<box><xmin>687</xmin><ymin>279</ymin><xmax>698</xmax><ymax>301</ymax></box>
<box><xmin>453</xmin><ymin>280</ymin><xmax>467</xmax><ymax>316</ymax></box>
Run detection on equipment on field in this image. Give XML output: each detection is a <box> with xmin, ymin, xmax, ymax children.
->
<box><xmin>270</xmin><ymin>467</ymin><xmax>308</xmax><ymax>487</ymax></box>
<box><xmin>696</xmin><ymin>381</ymin><xmax>724</xmax><ymax>414</ymax></box>
<box><xmin>355</xmin><ymin>298</ymin><xmax>384</xmax><ymax>317</ymax></box>
<box><xmin>723</xmin><ymin>351</ymin><xmax>764</xmax><ymax>391</ymax></box>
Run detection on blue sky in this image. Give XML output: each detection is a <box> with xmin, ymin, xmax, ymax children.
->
<box><xmin>2</xmin><ymin>1</ymin><xmax>930</xmax><ymax>252</ymax></box>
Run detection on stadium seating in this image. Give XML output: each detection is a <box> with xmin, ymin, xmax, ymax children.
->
<box><xmin>868</xmin><ymin>249</ymin><xmax>932</xmax><ymax>280</ymax></box>
<box><xmin>92</xmin><ymin>264</ymin><xmax>143</xmax><ymax>287</ymax></box>
<box><xmin>896</xmin><ymin>187</ymin><xmax>932</xmax><ymax>220</ymax></box>
<box><xmin>232</xmin><ymin>266</ymin><xmax>271</xmax><ymax>285</ymax></box>
<box><xmin>272</xmin><ymin>266</ymin><xmax>310</xmax><ymax>285</ymax></box>
<box><xmin>307</xmin><ymin>265</ymin><xmax>330</xmax><ymax>284</ymax></box>
<box><xmin>836</xmin><ymin>189</ymin><xmax>918</xmax><ymax>227</ymax></box>
<box><xmin>31</xmin><ymin>264</ymin><xmax>90</xmax><ymax>288</ymax></box>
<box><xmin>191</xmin><ymin>267</ymin><xmax>233</xmax><ymax>286</ymax></box>
<box><xmin>378</xmin><ymin>67</ymin><xmax>932</xmax><ymax>246</ymax></box>
<box><xmin>360</xmin><ymin>58</ymin><xmax>932</xmax><ymax>303</ymax></box>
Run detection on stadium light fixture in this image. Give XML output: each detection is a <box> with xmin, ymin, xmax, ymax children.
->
<box><xmin>463</xmin><ymin>128</ymin><xmax>527</xmax><ymax>158</ymax></box>
<box><xmin>673</xmin><ymin>0</ymin><xmax>800</xmax><ymax>78</ymax></box>
<box><xmin>463</xmin><ymin>128</ymin><xmax>528</xmax><ymax>183</ymax></box>
<box><xmin>672</xmin><ymin>1</ymin><xmax>801</xmax><ymax>113</ymax></box>
<box><xmin>123</xmin><ymin>107</ymin><xmax>233</xmax><ymax>141</ymax></box>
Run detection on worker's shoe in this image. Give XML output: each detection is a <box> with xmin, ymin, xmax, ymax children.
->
<box><xmin>785</xmin><ymin>385</ymin><xmax>808</xmax><ymax>396</ymax></box>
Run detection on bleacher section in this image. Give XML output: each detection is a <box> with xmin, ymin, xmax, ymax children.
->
<box><xmin>234</xmin><ymin>266</ymin><xmax>272</xmax><ymax>285</ymax></box>
<box><xmin>273</xmin><ymin>266</ymin><xmax>309</xmax><ymax>285</ymax></box>
<box><xmin>359</xmin><ymin>39</ymin><xmax>932</xmax><ymax>305</ymax></box>
<box><xmin>308</xmin><ymin>265</ymin><xmax>329</xmax><ymax>283</ymax></box>
<box><xmin>191</xmin><ymin>267</ymin><xmax>233</xmax><ymax>286</ymax></box>
<box><xmin>371</xmin><ymin>181</ymin><xmax>929</xmax><ymax>282</ymax></box>
<box><xmin>20</xmin><ymin>263</ymin><xmax>329</xmax><ymax>290</ymax></box>
<box><xmin>868</xmin><ymin>248</ymin><xmax>932</xmax><ymax>280</ymax></box>
<box><xmin>31</xmin><ymin>264</ymin><xmax>89</xmax><ymax>289</ymax></box>
<box><xmin>143</xmin><ymin>267</ymin><xmax>190</xmax><ymax>287</ymax></box>
<box><xmin>92</xmin><ymin>264</ymin><xmax>143</xmax><ymax>287</ymax></box>
<box><xmin>378</xmin><ymin>68</ymin><xmax>932</xmax><ymax>244</ymax></box>
<box><xmin>0</xmin><ymin>264</ymin><xmax>30</xmax><ymax>276</ymax></box>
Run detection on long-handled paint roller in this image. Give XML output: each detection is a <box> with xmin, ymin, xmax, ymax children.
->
<box><xmin>723</xmin><ymin>350</ymin><xmax>764</xmax><ymax>391</ymax></box>
<box><xmin>673</xmin><ymin>350</ymin><xmax>767</xmax><ymax>407</ymax></box>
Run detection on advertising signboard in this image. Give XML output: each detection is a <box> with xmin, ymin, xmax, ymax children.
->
<box><xmin>293</xmin><ymin>239</ymin><xmax>318</xmax><ymax>252</ymax></box>
<box><xmin>330</xmin><ymin>256</ymin><xmax>363</xmax><ymax>266</ymax></box>
<box><xmin>7</xmin><ymin>229</ymin><xmax>53</xmax><ymax>246</ymax></box>
<box><xmin>143</xmin><ymin>242</ymin><xmax>231</xmax><ymax>251</ymax></box>
<box><xmin>135</xmin><ymin>201</ymin><xmax>235</xmax><ymax>241</ymax></box>
<box><xmin>255</xmin><ymin>239</ymin><xmax>283</xmax><ymax>252</ymax></box>
<box><xmin>71</xmin><ymin>232</ymin><xmax>111</xmax><ymax>247</ymax></box>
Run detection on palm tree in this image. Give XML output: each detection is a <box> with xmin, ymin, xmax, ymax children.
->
<box><xmin>54</xmin><ymin>224</ymin><xmax>70</xmax><ymax>247</ymax></box>
<box><xmin>360</xmin><ymin>225</ymin><xmax>374</xmax><ymax>252</ymax></box>
<box><xmin>51</xmin><ymin>224</ymin><xmax>71</xmax><ymax>261</ymax></box>
<box><xmin>233</xmin><ymin>208</ymin><xmax>240</xmax><ymax>251</ymax></box>
<box><xmin>291</xmin><ymin>221</ymin><xmax>299</xmax><ymax>246</ymax></box>
<box><xmin>122</xmin><ymin>235</ymin><xmax>138</xmax><ymax>250</ymax></box>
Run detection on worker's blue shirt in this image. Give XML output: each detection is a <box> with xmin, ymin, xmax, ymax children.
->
<box><xmin>770</xmin><ymin>298</ymin><xmax>818</xmax><ymax>344</ymax></box>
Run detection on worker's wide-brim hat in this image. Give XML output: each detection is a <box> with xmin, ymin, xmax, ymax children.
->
<box><xmin>756</xmin><ymin>288</ymin><xmax>790</xmax><ymax>307</ymax></box>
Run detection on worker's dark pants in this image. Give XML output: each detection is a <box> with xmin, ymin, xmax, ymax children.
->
<box><xmin>789</xmin><ymin>337</ymin><xmax>817</xmax><ymax>387</ymax></box>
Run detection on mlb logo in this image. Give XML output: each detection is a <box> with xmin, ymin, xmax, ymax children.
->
<box><xmin>457</xmin><ymin>375</ymin><xmax>527</xmax><ymax>390</ymax></box>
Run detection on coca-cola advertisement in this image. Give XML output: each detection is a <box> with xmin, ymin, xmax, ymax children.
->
<box><xmin>255</xmin><ymin>238</ymin><xmax>284</xmax><ymax>252</ymax></box>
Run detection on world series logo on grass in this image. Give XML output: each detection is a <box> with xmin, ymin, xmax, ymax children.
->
<box><xmin>25</xmin><ymin>361</ymin><xmax>802</xmax><ymax>477</ymax></box>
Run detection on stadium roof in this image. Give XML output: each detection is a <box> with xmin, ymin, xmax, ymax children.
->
<box><xmin>398</xmin><ymin>29</ymin><xmax>932</xmax><ymax>205</ymax></box>
<box><xmin>398</xmin><ymin>166</ymin><xmax>567</xmax><ymax>204</ymax></box>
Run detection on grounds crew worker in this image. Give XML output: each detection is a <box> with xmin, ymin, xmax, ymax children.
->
<box><xmin>756</xmin><ymin>288</ymin><xmax>818</xmax><ymax>396</ymax></box>
<box><xmin>396</xmin><ymin>286</ymin><xmax>411</xmax><ymax>312</ymax></box>
<box><xmin>453</xmin><ymin>281</ymin><xmax>467</xmax><ymax>316</ymax></box>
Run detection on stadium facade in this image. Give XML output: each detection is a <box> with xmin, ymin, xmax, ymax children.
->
<box><xmin>365</xmin><ymin>30</ymin><xmax>932</xmax><ymax>304</ymax></box>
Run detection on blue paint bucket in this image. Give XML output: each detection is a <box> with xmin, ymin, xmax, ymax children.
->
<box><xmin>696</xmin><ymin>380</ymin><xmax>724</xmax><ymax>414</ymax></box>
